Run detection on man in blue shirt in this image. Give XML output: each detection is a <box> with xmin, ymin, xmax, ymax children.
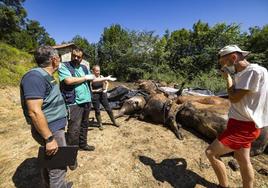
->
<box><xmin>20</xmin><ymin>46</ymin><xmax>72</xmax><ymax>188</ymax></box>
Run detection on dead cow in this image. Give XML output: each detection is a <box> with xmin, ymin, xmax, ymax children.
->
<box><xmin>115</xmin><ymin>96</ymin><xmax>146</xmax><ymax>118</ymax></box>
<box><xmin>139</xmin><ymin>93</ymin><xmax>183</xmax><ymax>140</ymax></box>
<box><xmin>138</xmin><ymin>80</ymin><xmax>158</xmax><ymax>95</ymax></box>
<box><xmin>175</xmin><ymin>98</ymin><xmax>268</xmax><ymax>156</ymax></box>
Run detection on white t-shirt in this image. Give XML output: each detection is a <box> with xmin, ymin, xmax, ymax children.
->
<box><xmin>229</xmin><ymin>64</ymin><xmax>268</xmax><ymax>128</ymax></box>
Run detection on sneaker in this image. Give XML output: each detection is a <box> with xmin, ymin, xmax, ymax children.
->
<box><xmin>79</xmin><ymin>144</ymin><xmax>95</xmax><ymax>151</ymax></box>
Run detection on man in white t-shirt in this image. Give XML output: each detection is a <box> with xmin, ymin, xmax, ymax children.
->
<box><xmin>205</xmin><ymin>45</ymin><xmax>268</xmax><ymax>188</ymax></box>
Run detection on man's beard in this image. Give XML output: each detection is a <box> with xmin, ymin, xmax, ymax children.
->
<box><xmin>72</xmin><ymin>59</ymin><xmax>80</xmax><ymax>66</ymax></box>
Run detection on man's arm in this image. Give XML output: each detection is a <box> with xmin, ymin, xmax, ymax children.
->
<box><xmin>64</xmin><ymin>75</ymin><xmax>115</xmax><ymax>85</ymax></box>
<box><xmin>225</xmin><ymin>73</ymin><xmax>250</xmax><ymax>103</ymax></box>
<box><xmin>26</xmin><ymin>99</ymin><xmax>58</xmax><ymax>156</ymax></box>
<box><xmin>64</xmin><ymin>76</ymin><xmax>88</xmax><ymax>85</ymax></box>
<box><xmin>227</xmin><ymin>86</ymin><xmax>250</xmax><ymax>103</ymax></box>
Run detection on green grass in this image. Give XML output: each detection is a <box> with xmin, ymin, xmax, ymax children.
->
<box><xmin>187</xmin><ymin>70</ymin><xmax>226</xmax><ymax>93</ymax></box>
<box><xmin>0</xmin><ymin>43</ymin><xmax>35</xmax><ymax>86</ymax></box>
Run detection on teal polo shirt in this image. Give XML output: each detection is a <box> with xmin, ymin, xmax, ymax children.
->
<box><xmin>58</xmin><ymin>63</ymin><xmax>92</xmax><ymax>104</ymax></box>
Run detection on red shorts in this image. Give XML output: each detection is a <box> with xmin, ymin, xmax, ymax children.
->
<box><xmin>218</xmin><ymin>118</ymin><xmax>260</xmax><ymax>150</ymax></box>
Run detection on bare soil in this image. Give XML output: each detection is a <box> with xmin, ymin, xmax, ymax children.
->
<box><xmin>0</xmin><ymin>86</ymin><xmax>267</xmax><ymax>188</ymax></box>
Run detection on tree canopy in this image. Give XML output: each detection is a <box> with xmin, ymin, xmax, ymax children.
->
<box><xmin>0</xmin><ymin>0</ymin><xmax>55</xmax><ymax>51</ymax></box>
<box><xmin>1</xmin><ymin>1</ymin><xmax>268</xmax><ymax>92</ymax></box>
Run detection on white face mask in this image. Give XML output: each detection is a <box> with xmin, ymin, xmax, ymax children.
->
<box><xmin>225</xmin><ymin>64</ymin><xmax>236</xmax><ymax>75</ymax></box>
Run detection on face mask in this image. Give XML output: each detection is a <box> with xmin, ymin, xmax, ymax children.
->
<box><xmin>225</xmin><ymin>65</ymin><xmax>236</xmax><ymax>75</ymax></box>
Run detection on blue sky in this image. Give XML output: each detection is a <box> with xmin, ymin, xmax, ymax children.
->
<box><xmin>24</xmin><ymin>0</ymin><xmax>268</xmax><ymax>44</ymax></box>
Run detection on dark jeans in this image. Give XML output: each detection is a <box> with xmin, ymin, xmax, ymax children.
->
<box><xmin>92</xmin><ymin>92</ymin><xmax>112</xmax><ymax>116</ymax></box>
<box><xmin>31</xmin><ymin>127</ymin><xmax>68</xmax><ymax>188</ymax></box>
<box><xmin>66</xmin><ymin>102</ymin><xmax>91</xmax><ymax>147</ymax></box>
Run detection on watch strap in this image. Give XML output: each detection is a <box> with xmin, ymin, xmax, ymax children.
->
<box><xmin>45</xmin><ymin>135</ymin><xmax>54</xmax><ymax>143</ymax></box>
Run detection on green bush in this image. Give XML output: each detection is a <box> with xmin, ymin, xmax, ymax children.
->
<box><xmin>187</xmin><ymin>69</ymin><xmax>226</xmax><ymax>93</ymax></box>
<box><xmin>0</xmin><ymin>43</ymin><xmax>35</xmax><ymax>86</ymax></box>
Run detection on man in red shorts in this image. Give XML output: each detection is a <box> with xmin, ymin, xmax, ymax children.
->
<box><xmin>205</xmin><ymin>45</ymin><xmax>268</xmax><ymax>188</ymax></box>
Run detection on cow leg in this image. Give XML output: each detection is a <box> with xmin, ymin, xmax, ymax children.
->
<box><xmin>168</xmin><ymin>117</ymin><xmax>183</xmax><ymax>140</ymax></box>
<box><xmin>114</xmin><ymin>112</ymin><xmax>124</xmax><ymax>119</ymax></box>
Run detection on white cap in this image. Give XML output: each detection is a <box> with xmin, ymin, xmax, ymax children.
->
<box><xmin>218</xmin><ymin>45</ymin><xmax>250</xmax><ymax>57</ymax></box>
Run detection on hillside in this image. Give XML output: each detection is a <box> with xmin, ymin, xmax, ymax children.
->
<box><xmin>0</xmin><ymin>43</ymin><xmax>35</xmax><ymax>86</ymax></box>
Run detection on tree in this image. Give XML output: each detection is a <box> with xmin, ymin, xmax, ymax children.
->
<box><xmin>26</xmin><ymin>20</ymin><xmax>55</xmax><ymax>48</ymax></box>
<box><xmin>97</xmin><ymin>24</ymin><xmax>132</xmax><ymax>78</ymax></box>
<box><xmin>0</xmin><ymin>0</ymin><xmax>56</xmax><ymax>51</ymax></box>
<box><xmin>166</xmin><ymin>21</ymin><xmax>245</xmax><ymax>80</ymax></box>
<box><xmin>0</xmin><ymin>0</ymin><xmax>27</xmax><ymax>40</ymax></box>
<box><xmin>246</xmin><ymin>25</ymin><xmax>268</xmax><ymax>68</ymax></box>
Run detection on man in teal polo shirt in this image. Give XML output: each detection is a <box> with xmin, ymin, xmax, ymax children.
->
<box><xmin>59</xmin><ymin>48</ymin><xmax>116</xmax><ymax>152</ymax></box>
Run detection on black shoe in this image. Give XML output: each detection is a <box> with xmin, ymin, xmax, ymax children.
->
<box><xmin>113</xmin><ymin>122</ymin><xmax>120</xmax><ymax>127</ymax></box>
<box><xmin>79</xmin><ymin>144</ymin><xmax>95</xmax><ymax>151</ymax></box>
<box><xmin>69</xmin><ymin>160</ymin><xmax>78</xmax><ymax>171</ymax></box>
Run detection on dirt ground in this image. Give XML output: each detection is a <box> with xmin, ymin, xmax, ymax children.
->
<box><xmin>0</xmin><ymin>86</ymin><xmax>267</xmax><ymax>188</ymax></box>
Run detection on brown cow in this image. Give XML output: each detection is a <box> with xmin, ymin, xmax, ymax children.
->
<box><xmin>175</xmin><ymin>98</ymin><xmax>268</xmax><ymax>156</ymax></box>
<box><xmin>115</xmin><ymin>96</ymin><xmax>146</xmax><ymax>118</ymax></box>
<box><xmin>116</xmin><ymin>90</ymin><xmax>268</xmax><ymax>156</ymax></box>
<box><xmin>138</xmin><ymin>80</ymin><xmax>158</xmax><ymax>95</ymax></box>
<box><xmin>139</xmin><ymin>93</ymin><xmax>183</xmax><ymax>139</ymax></box>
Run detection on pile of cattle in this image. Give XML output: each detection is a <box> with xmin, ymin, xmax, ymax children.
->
<box><xmin>106</xmin><ymin>80</ymin><xmax>268</xmax><ymax>158</ymax></box>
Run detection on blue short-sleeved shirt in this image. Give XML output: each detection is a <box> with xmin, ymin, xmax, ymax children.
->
<box><xmin>21</xmin><ymin>70</ymin><xmax>67</xmax><ymax>133</ymax></box>
<box><xmin>58</xmin><ymin>63</ymin><xmax>92</xmax><ymax>104</ymax></box>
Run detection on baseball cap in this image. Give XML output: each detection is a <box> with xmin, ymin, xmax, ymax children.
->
<box><xmin>218</xmin><ymin>45</ymin><xmax>250</xmax><ymax>57</ymax></box>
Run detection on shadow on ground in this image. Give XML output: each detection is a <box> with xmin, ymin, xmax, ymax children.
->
<box><xmin>12</xmin><ymin>157</ymin><xmax>43</xmax><ymax>188</ymax></box>
<box><xmin>139</xmin><ymin>155</ymin><xmax>218</xmax><ymax>188</ymax></box>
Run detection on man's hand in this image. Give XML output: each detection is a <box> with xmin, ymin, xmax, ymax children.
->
<box><xmin>106</xmin><ymin>75</ymin><xmax>117</xmax><ymax>81</ymax></box>
<box><xmin>220</xmin><ymin>67</ymin><xmax>230</xmax><ymax>79</ymax></box>
<box><xmin>45</xmin><ymin>139</ymin><xmax>58</xmax><ymax>156</ymax></box>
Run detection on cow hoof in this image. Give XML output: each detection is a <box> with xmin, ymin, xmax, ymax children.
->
<box><xmin>176</xmin><ymin>133</ymin><xmax>183</xmax><ymax>140</ymax></box>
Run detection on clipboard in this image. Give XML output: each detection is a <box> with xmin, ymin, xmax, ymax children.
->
<box><xmin>38</xmin><ymin>146</ymin><xmax>79</xmax><ymax>168</ymax></box>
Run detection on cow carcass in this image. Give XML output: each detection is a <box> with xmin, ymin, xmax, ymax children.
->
<box><xmin>115</xmin><ymin>92</ymin><xmax>183</xmax><ymax>139</ymax></box>
<box><xmin>115</xmin><ymin>96</ymin><xmax>146</xmax><ymax>118</ymax></box>
<box><xmin>115</xmin><ymin>84</ymin><xmax>268</xmax><ymax>156</ymax></box>
<box><xmin>175</xmin><ymin>97</ymin><xmax>268</xmax><ymax>156</ymax></box>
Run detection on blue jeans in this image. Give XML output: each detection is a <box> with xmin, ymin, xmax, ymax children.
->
<box><xmin>31</xmin><ymin>127</ymin><xmax>69</xmax><ymax>188</ymax></box>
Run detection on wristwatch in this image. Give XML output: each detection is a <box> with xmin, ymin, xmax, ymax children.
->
<box><xmin>45</xmin><ymin>135</ymin><xmax>54</xmax><ymax>143</ymax></box>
